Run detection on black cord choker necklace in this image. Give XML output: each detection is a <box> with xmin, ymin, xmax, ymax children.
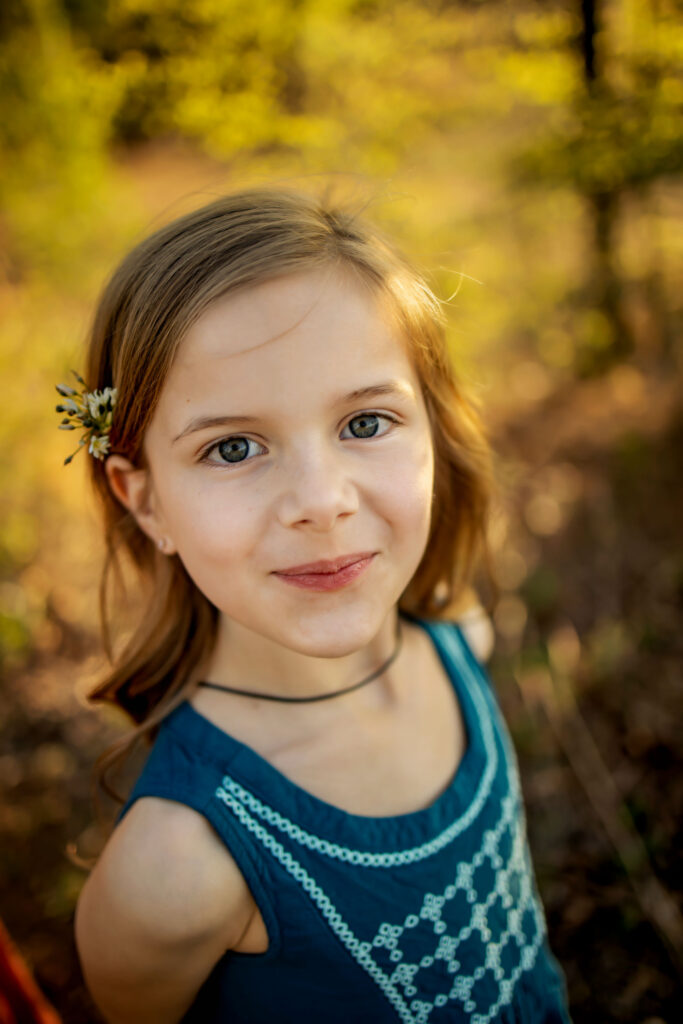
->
<box><xmin>196</xmin><ymin>619</ymin><xmax>403</xmax><ymax>704</ymax></box>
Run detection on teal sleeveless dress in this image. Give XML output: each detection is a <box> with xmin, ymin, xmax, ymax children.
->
<box><xmin>118</xmin><ymin>616</ymin><xmax>572</xmax><ymax>1023</ymax></box>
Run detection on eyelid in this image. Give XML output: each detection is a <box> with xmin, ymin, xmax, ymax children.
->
<box><xmin>340</xmin><ymin>410</ymin><xmax>400</xmax><ymax>436</ymax></box>
<box><xmin>199</xmin><ymin>435</ymin><xmax>266</xmax><ymax>467</ymax></box>
<box><xmin>197</xmin><ymin>410</ymin><xmax>401</xmax><ymax>467</ymax></box>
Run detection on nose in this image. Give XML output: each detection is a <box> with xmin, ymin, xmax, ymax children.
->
<box><xmin>275</xmin><ymin>441</ymin><xmax>359</xmax><ymax>531</ymax></box>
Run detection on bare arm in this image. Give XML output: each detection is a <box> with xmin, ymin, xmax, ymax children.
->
<box><xmin>75</xmin><ymin>798</ymin><xmax>255</xmax><ymax>1024</ymax></box>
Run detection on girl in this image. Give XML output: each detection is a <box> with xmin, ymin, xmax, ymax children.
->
<box><xmin>64</xmin><ymin>188</ymin><xmax>571</xmax><ymax>1023</ymax></box>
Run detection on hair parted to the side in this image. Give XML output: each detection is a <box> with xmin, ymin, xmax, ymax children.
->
<box><xmin>84</xmin><ymin>186</ymin><xmax>494</xmax><ymax>804</ymax></box>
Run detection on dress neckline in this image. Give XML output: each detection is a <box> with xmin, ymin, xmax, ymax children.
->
<box><xmin>165</xmin><ymin>616</ymin><xmax>491</xmax><ymax>844</ymax></box>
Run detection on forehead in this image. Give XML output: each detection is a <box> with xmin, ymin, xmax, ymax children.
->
<box><xmin>158</xmin><ymin>268</ymin><xmax>419</xmax><ymax>414</ymax></box>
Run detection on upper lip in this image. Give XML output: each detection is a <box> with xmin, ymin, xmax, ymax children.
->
<box><xmin>274</xmin><ymin>552</ymin><xmax>375</xmax><ymax>576</ymax></box>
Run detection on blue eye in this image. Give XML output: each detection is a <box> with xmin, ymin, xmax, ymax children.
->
<box><xmin>203</xmin><ymin>436</ymin><xmax>265</xmax><ymax>465</ymax></box>
<box><xmin>342</xmin><ymin>413</ymin><xmax>396</xmax><ymax>439</ymax></box>
<box><xmin>218</xmin><ymin>438</ymin><xmax>249</xmax><ymax>462</ymax></box>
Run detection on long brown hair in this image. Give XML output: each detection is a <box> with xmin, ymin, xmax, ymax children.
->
<box><xmin>84</xmin><ymin>187</ymin><xmax>493</xmax><ymax>802</ymax></box>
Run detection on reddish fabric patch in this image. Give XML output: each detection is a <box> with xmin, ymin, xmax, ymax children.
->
<box><xmin>0</xmin><ymin>919</ymin><xmax>61</xmax><ymax>1024</ymax></box>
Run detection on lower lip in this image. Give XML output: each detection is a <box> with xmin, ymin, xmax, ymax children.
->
<box><xmin>273</xmin><ymin>556</ymin><xmax>375</xmax><ymax>592</ymax></box>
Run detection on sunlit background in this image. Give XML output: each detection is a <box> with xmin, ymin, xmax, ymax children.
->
<box><xmin>1</xmin><ymin>1</ymin><xmax>681</xmax><ymax>1021</ymax></box>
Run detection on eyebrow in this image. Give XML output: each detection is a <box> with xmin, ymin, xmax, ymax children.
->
<box><xmin>171</xmin><ymin>381</ymin><xmax>414</xmax><ymax>444</ymax></box>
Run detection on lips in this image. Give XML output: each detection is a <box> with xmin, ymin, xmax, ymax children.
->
<box><xmin>273</xmin><ymin>553</ymin><xmax>376</xmax><ymax>592</ymax></box>
<box><xmin>274</xmin><ymin>552</ymin><xmax>376</xmax><ymax>576</ymax></box>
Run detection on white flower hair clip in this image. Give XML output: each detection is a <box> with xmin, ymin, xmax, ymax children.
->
<box><xmin>55</xmin><ymin>370</ymin><xmax>118</xmax><ymax>465</ymax></box>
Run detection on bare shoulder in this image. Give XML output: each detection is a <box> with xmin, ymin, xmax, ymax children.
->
<box><xmin>448</xmin><ymin>604</ymin><xmax>495</xmax><ymax>663</ymax></box>
<box><xmin>75</xmin><ymin>797</ymin><xmax>255</xmax><ymax>1024</ymax></box>
<box><xmin>403</xmin><ymin>604</ymin><xmax>494</xmax><ymax>667</ymax></box>
<box><xmin>80</xmin><ymin>796</ymin><xmax>253</xmax><ymax>947</ymax></box>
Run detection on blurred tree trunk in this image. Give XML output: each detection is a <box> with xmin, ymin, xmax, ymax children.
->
<box><xmin>581</xmin><ymin>0</ymin><xmax>597</xmax><ymax>81</ymax></box>
<box><xmin>580</xmin><ymin>0</ymin><xmax>634</xmax><ymax>365</ymax></box>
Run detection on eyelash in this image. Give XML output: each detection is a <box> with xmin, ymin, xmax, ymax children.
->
<box><xmin>198</xmin><ymin>412</ymin><xmax>401</xmax><ymax>468</ymax></box>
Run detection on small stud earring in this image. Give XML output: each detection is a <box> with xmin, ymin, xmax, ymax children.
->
<box><xmin>157</xmin><ymin>537</ymin><xmax>167</xmax><ymax>552</ymax></box>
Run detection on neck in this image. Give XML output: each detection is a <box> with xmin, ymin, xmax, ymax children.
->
<box><xmin>199</xmin><ymin>609</ymin><xmax>402</xmax><ymax>709</ymax></box>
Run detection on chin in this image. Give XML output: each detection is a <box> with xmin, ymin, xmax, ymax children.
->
<box><xmin>288</xmin><ymin>610</ymin><xmax>389</xmax><ymax>659</ymax></box>
<box><xmin>218</xmin><ymin>596</ymin><xmax>394</xmax><ymax>659</ymax></box>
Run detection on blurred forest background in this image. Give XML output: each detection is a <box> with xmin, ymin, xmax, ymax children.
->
<box><xmin>0</xmin><ymin>0</ymin><xmax>681</xmax><ymax>1021</ymax></box>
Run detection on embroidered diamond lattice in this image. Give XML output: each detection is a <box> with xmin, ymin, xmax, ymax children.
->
<box><xmin>361</xmin><ymin>791</ymin><xmax>546</xmax><ymax>1023</ymax></box>
<box><xmin>216</xmin><ymin>779</ymin><xmax>547</xmax><ymax>1024</ymax></box>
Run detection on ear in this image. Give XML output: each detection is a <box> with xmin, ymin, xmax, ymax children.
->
<box><xmin>104</xmin><ymin>455</ymin><xmax>177</xmax><ymax>555</ymax></box>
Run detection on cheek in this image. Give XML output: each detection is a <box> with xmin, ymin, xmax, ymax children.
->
<box><xmin>412</xmin><ymin>448</ymin><xmax>436</xmax><ymax>535</ymax></box>
<box><xmin>379</xmin><ymin>434</ymin><xmax>435</xmax><ymax>535</ymax></box>
<box><xmin>162</xmin><ymin>479</ymin><xmax>263</xmax><ymax>565</ymax></box>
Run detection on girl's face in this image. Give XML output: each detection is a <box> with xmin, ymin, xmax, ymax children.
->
<box><xmin>129</xmin><ymin>268</ymin><xmax>435</xmax><ymax>657</ymax></box>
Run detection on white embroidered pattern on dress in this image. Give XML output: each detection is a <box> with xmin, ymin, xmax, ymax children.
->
<box><xmin>216</xmin><ymin>778</ymin><xmax>544</xmax><ymax>1022</ymax></box>
<box><xmin>213</xmin><ymin>628</ymin><xmax>548</xmax><ymax>1022</ymax></box>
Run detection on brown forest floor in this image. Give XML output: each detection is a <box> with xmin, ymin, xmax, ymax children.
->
<box><xmin>1</xmin><ymin>365</ymin><xmax>682</xmax><ymax>1023</ymax></box>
